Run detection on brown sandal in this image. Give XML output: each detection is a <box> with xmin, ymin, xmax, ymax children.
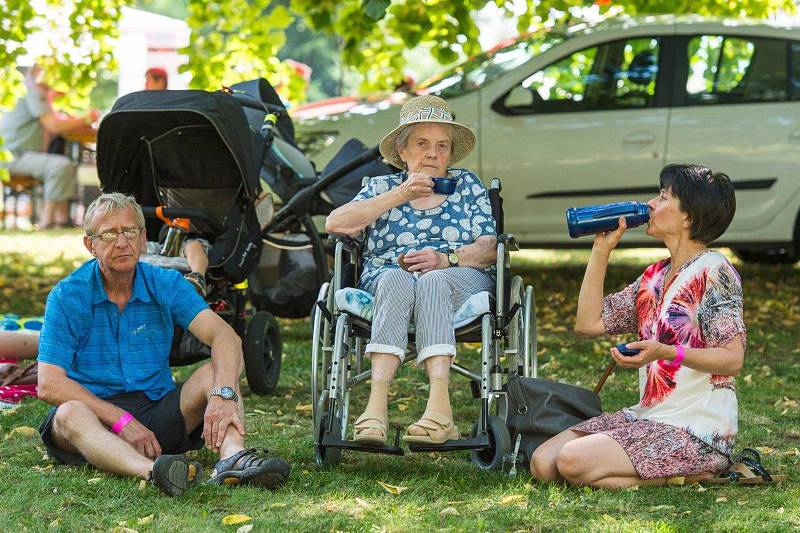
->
<box><xmin>402</xmin><ymin>411</ymin><xmax>459</xmax><ymax>444</ymax></box>
<box><xmin>353</xmin><ymin>411</ymin><xmax>388</xmax><ymax>445</ymax></box>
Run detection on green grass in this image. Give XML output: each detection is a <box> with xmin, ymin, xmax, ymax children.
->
<box><xmin>1</xmin><ymin>230</ymin><xmax>798</xmax><ymax>532</ymax></box>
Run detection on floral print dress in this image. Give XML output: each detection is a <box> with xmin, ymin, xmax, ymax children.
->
<box><xmin>573</xmin><ymin>250</ymin><xmax>747</xmax><ymax>478</ymax></box>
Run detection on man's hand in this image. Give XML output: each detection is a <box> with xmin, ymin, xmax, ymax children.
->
<box><xmin>202</xmin><ymin>396</ymin><xmax>245</xmax><ymax>453</ymax></box>
<box><xmin>403</xmin><ymin>249</ymin><xmax>448</xmax><ymax>273</ymax></box>
<box><xmin>397</xmin><ymin>172</ymin><xmax>434</xmax><ymax>202</ymax></box>
<box><xmin>118</xmin><ymin>418</ymin><xmax>162</xmax><ymax>459</ymax></box>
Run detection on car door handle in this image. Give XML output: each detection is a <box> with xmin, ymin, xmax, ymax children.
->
<box><xmin>622</xmin><ymin>131</ymin><xmax>656</xmax><ymax>144</ymax></box>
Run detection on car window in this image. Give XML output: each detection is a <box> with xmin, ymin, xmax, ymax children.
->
<box><xmin>499</xmin><ymin>37</ymin><xmax>660</xmax><ymax>114</ymax></box>
<box><xmin>415</xmin><ymin>30</ymin><xmax>567</xmax><ymax>99</ymax></box>
<box><xmin>791</xmin><ymin>42</ymin><xmax>800</xmax><ymax>100</ymax></box>
<box><xmin>685</xmin><ymin>36</ymin><xmax>788</xmax><ymax>104</ymax></box>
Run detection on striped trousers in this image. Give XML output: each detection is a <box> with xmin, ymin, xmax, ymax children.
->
<box><xmin>365</xmin><ymin>267</ymin><xmax>494</xmax><ymax>363</ymax></box>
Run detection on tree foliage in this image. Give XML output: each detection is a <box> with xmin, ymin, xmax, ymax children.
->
<box><xmin>0</xmin><ymin>0</ymin><xmax>122</xmax><ymax>179</ymax></box>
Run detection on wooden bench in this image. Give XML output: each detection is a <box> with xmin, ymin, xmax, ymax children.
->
<box><xmin>2</xmin><ymin>174</ymin><xmax>40</xmax><ymax>229</ymax></box>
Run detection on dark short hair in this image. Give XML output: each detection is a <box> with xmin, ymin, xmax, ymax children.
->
<box><xmin>659</xmin><ymin>163</ymin><xmax>736</xmax><ymax>244</ymax></box>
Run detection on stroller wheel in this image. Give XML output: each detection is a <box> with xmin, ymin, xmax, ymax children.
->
<box><xmin>244</xmin><ymin>311</ymin><xmax>282</xmax><ymax>395</ymax></box>
<box><xmin>468</xmin><ymin>416</ymin><xmax>511</xmax><ymax>471</ymax></box>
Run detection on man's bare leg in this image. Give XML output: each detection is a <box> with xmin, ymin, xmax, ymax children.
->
<box><xmin>50</xmin><ymin>400</ymin><xmax>153</xmax><ymax>478</ymax></box>
<box><xmin>180</xmin><ymin>361</ymin><xmax>245</xmax><ymax>460</ymax></box>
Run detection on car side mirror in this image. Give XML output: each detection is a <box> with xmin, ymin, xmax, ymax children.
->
<box><xmin>505</xmin><ymin>86</ymin><xmax>535</xmax><ymax>108</ymax></box>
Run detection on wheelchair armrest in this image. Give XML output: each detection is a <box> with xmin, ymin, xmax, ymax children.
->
<box><xmin>497</xmin><ymin>233</ymin><xmax>519</xmax><ymax>251</ymax></box>
<box><xmin>327</xmin><ymin>232</ymin><xmax>362</xmax><ymax>253</ymax></box>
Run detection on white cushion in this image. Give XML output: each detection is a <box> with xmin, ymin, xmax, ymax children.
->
<box><xmin>334</xmin><ymin>288</ymin><xmax>491</xmax><ymax>330</ymax></box>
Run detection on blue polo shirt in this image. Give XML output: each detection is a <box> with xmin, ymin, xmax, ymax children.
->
<box><xmin>38</xmin><ymin>260</ymin><xmax>208</xmax><ymax>400</ymax></box>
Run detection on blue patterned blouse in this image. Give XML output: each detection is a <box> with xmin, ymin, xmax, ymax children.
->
<box><xmin>352</xmin><ymin>168</ymin><xmax>497</xmax><ymax>293</ymax></box>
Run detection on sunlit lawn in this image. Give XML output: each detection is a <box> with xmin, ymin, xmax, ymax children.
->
<box><xmin>0</xmin><ymin>229</ymin><xmax>798</xmax><ymax>531</ymax></box>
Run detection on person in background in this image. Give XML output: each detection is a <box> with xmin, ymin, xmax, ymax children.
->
<box><xmin>0</xmin><ymin>64</ymin><xmax>98</xmax><ymax>229</ymax></box>
<box><xmin>144</xmin><ymin>68</ymin><xmax>168</xmax><ymax>91</ymax></box>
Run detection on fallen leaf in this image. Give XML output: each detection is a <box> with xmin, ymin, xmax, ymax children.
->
<box><xmin>48</xmin><ymin>518</ymin><xmax>61</xmax><ymax>528</ymax></box>
<box><xmin>376</xmin><ymin>480</ymin><xmax>409</xmax><ymax>495</ymax></box>
<box><xmin>222</xmin><ymin>514</ymin><xmax>252</xmax><ymax>525</ymax></box>
<box><xmin>252</xmin><ymin>409</ymin><xmax>267</xmax><ymax>415</ymax></box>
<box><xmin>439</xmin><ymin>506</ymin><xmax>459</xmax><ymax>517</ymax></box>
<box><xmin>777</xmin><ymin>507</ymin><xmax>785</xmax><ymax>514</ymax></box>
<box><xmin>500</xmin><ymin>494</ymin><xmax>526</xmax><ymax>505</ymax></box>
<box><xmin>624</xmin><ymin>485</ymin><xmax>639</xmax><ymax>491</ymax></box>
<box><xmin>755</xmin><ymin>446</ymin><xmax>774</xmax><ymax>455</ymax></box>
<box><xmin>276</xmin><ymin>410</ymin><xmax>283</xmax><ymax>416</ymax></box>
<box><xmin>715</xmin><ymin>497</ymin><xmax>727</xmax><ymax>503</ymax></box>
<box><xmin>87</xmin><ymin>477</ymin><xmax>102</xmax><ymax>484</ymax></box>
<box><xmin>397</xmin><ymin>404</ymin><xmax>408</xmax><ymax>412</ymax></box>
<box><xmin>743</xmin><ymin>374</ymin><xmax>752</xmax><ymax>384</ymax></box>
<box><xmin>650</xmin><ymin>505</ymin><xmax>675</xmax><ymax>511</ymax></box>
<box><xmin>269</xmin><ymin>503</ymin><xmax>287</xmax><ymax>509</ymax></box>
<box><xmin>697</xmin><ymin>485</ymin><xmax>707</xmax><ymax>492</ymax></box>
<box><xmin>602</xmin><ymin>514</ymin><xmax>616</xmax><ymax>523</ymax></box>
<box><xmin>5</xmin><ymin>426</ymin><xmax>36</xmax><ymax>439</ymax></box>
<box><xmin>33</xmin><ymin>464</ymin><xmax>54</xmax><ymax>473</ymax></box>
<box><xmin>295</xmin><ymin>404</ymin><xmax>313</xmax><ymax>413</ymax></box>
<box><xmin>137</xmin><ymin>515</ymin><xmax>154</xmax><ymax>525</ymax></box>
<box><xmin>138</xmin><ymin>479</ymin><xmax>147</xmax><ymax>490</ymax></box>
<box><xmin>112</xmin><ymin>528</ymin><xmax>138</xmax><ymax>533</ymax></box>
<box><xmin>666</xmin><ymin>476</ymin><xmax>685</xmax><ymax>486</ymax></box>
<box><xmin>236</xmin><ymin>526</ymin><xmax>253</xmax><ymax>533</ymax></box>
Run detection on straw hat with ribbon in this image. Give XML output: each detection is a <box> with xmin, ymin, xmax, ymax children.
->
<box><xmin>379</xmin><ymin>95</ymin><xmax>476</xmax><ymax>170</ymax></box>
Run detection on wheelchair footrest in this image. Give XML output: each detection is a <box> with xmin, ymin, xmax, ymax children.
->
<box><xmin>321</xmin><ymin>434</ymin><xmax>405</xmax><ymax>456</ymax></box>
<box><xmin>408</xmin><ymin>434</ymin><xmax>490</xmax><ymax>453</ymax></box>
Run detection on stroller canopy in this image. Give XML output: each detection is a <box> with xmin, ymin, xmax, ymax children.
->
<box><xmin>96</xmin><ymin>90</ymin><xmax>265</xmax><ymax>201</ymax></box>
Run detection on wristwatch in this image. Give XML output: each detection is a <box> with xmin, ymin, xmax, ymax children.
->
<box><xmin>447</xmin><ymin>248</ymin><xmax>460</xmax><ymax>267</ymax></box>
<box><xmin>210</xmin><ymin>386</ymin><xmax>238</xmax><ymax>403</ymax></box>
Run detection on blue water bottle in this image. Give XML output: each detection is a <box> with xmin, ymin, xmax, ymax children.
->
<box><xmin>566</xmin><ymin>201</ymin><xmax>651</xmax><ymax>238</ymax></box>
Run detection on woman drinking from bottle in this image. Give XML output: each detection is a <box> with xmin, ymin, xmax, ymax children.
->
<box><xmin>531</xmin><ymin>163</ymin><xmax>746</xmax><ymax>488</ymax></box>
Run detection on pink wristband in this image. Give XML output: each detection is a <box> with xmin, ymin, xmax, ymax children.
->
<box><xmin>668</xmin><ymin>345</ymin><xmax>685</xmax><ymax>367</ymax></box>
<box><xmin>111</xmin><ymin>412</ymin><xmax>134</xmax><ymax>434</ymax></box>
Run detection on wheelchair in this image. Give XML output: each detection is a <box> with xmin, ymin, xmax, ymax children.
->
<box><xmin>310</xmin><ymin>178</ymin><xmax>538</xmax><ymax>470</ymax></box>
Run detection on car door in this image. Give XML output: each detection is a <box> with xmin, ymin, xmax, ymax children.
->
<box><xmin>665</xmin><ymin>33</ymin><xmax>800</xmax><ymax>247</ymax></box>
<box><xmin>480</xmin><ymin>35</ymin><xmax>671</xmax><ymax>245</ymax></box>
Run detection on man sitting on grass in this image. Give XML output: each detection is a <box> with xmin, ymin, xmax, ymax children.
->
<box><xmin>36</xmin><ymin>192</ymin><xmax>289</xmax><ymax>496</ymax></box>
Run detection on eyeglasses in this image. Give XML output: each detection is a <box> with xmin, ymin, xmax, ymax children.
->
<box><xmin>90</xmin><ymin>227</ymin><xmax>142</xmax><ymax>242</ymax></box>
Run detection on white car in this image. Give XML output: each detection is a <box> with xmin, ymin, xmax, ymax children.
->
<box><xmin>294</xmin><ymin>15</ymin><xmax>800</xmax><ymax>263</ymax></box>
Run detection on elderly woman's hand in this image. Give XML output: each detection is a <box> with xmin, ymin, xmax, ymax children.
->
<box><xmin>397</xmin><ymin>172</ymin><xmax>434</xmax><ymax>202</ymax></box>
<box><xmin>610</xmin><ymin>339</ymin><xmax>672</xmax><ymax>368</ymax></box>
<box><xmin>402</xmin><ymin>249</ymin><xmax>447</xmax><ymax>273</ymax></box>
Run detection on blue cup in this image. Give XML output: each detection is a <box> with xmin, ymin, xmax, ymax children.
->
<box><xmin>432</xmin><ymin>177</ymin><xmax>457</xmax><ymax>195</ymax></box>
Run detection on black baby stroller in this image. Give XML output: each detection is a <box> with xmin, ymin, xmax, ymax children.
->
<box><xmin>96</xmin><ymin>79</ymin><xmax>389</xmax><ymax>395</ymax></box>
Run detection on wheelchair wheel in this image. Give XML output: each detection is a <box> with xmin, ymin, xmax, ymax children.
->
<box><xmin>311</xmin><ymin>283</ymin><xmax>331</xmax><ymax>423</ymax></box>
<box><xmin>244</xmin><ymin>311</ymin><xmax>282</xmax><ymax>395</ymax></box>
<box><xmin>314</xmin><ymin>411</ymin><xmax>343</xmax><ymax>468</ymax></box>
<box><xmin>468</xmin><ymin>416</ymin><xmax>511</xmax><ymax>471</ymax></box>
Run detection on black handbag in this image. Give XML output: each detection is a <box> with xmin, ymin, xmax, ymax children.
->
<box><xmin>504</xmin><ymin>362</ymin><xmax>615</xmax><ymax>466</ymax></box>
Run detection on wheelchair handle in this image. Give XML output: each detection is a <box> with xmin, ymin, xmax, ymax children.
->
<box><xmin>141</xmin><ymin>206</ymin><xmax>224</xmax><ymax>235</ymax></box>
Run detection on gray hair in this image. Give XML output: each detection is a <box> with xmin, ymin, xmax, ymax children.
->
<box><xmin>84</xmin><ymin>192</ymin><xmax>145</xmax><ymax>235</ymax></box>
<box><xmin>395</xmin><ymin>122</ymin><xmax>455</xmax><ymax>153</ymax></box>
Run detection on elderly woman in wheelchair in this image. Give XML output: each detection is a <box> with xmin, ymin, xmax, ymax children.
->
<box><xmin>324</xmin><ymin>95</ymin><xmax>499</xmax><ymax>446</ymax></box>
